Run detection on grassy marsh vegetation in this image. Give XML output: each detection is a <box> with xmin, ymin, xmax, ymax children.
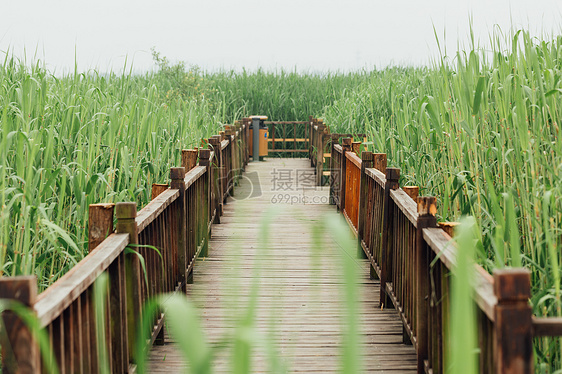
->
<box><xmin>2</xmin><ymin>27</ymin><xmax>562</xmax><ymax>370</ymax></box>
<box><xmin>324</xmin><ymin>30</ymin><xmax>562</xmax><ymax>369</ymax></box>
<box><xmin>0</xmin><ymin>52</ymin><xmax>370</xmax><ymax>289</ymax></box>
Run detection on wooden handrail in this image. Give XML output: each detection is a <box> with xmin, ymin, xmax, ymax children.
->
<box><xmin>34</xmin><ymin>233</ymin><xmax>129</xmax><ymax>327</ymax></box>
<box><xmin>422</xmin><ymin>227</ymin><xmax>497</xmax><ymax>321</ymax></box>
<box><xmin>1</xmin><ymin>117</ymin><xmax>251</xmax><ymax>373</ymax></box>
<box><xmin>136</xmin><ymin>189</ymin><xmax>180</xmax><ymax>232</ymax></box>
<box><xmin>533</xmin><ymin>317</ymin><xmax>562</xmax><ymax>337</ymax></box>
<box><xmin>264</xmin><ymin>121</ymin><xmax>308</xmax><ymax>124</ymax></box>
<box><xmin>317</xmin><ymin>118</ymin><xmax>544</xmax><ymax>373</ymax></box>
<box><xmin>365</xmin><ymin>167</ymin><xmax>385</xmax><ymax>187</ymax></box>
<box><xmin>345</xmin><ymin>150</ymin><xmax>361</xmax><ymax>168</ymax></box>
<box><xmin>390</xmin><ymin>189</ymin><xmax>418</xmax><ymax>227</ymax></box>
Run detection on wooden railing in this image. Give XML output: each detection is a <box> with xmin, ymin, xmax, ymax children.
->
<box><xmin>310</xmin><ymin>117</ymin><xmax>367</xmax><ymax>187</ymax></box>
<box><xmin>265</xmin><ymin>120</ymin><xmax>309</xmax><ymax>157</ymax></box>
<box><xmin>317</xmin><ymin>133</ymin><xmax>562</xmax><ymax>373</ymax></box>
<box><xmin>0</xmin><ymin>122</ymin><xmax>249</xmax><ymax>373</ymax></box>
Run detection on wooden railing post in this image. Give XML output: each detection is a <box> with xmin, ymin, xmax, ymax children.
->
<box><xmin>198</xmin><ymin>148</ymin><xmax>212</xmax><ymax>257</ymax></box>
<box><xmin>115</xmin><ymin>202</ymin><xmax>142</xmax><ymax>364</ymax></box>
<box><xmin>402</xmin><ymin>186</ymin><xmax>419</xmax><ymax>202</ymax></box>
<box><xmin>170</xmin><ymin>167</ymin><xmax>187</xmax><ymax>288</ymax></box>
<box><xmin>240</xmin><ymin>121</ymin><xmax>247</xmax><ymax>169</ymax></box>
<box><xmin>90</xmin><ymin>202</ymin><xmax>128</xmax><ymax>368</ymax></box>
<box><xmin>438</xmin><ymin>221</ymin><xmax>458</xmax><ymax>237</ymax></box>
<box><xmin>373</xmin><ymin>153</ymin><xmax>387</xmax><ymax>175</ymax></box>
<box><xmin>352</xmin><ymin>141</ymin><xmax>361</xmax><ymax>155</ymax></box>
<box><xmin>340</xmin><ymin>138</ymin><xmax>352</xmax><ymax>213</ymax></box>
<box><xmin>357</xmin><ymin>151</ymin><xmax>373</xmax><ymax>258</ymax></box>
<box><xmin>380</xmin><ymin>167</ymin><xmax>400</xmax><ymax>308</ymax></box>
<box><xmin>244</xmin><ymin>117</ymin><xmax>251</xmax><ymax>165</ymax></box>
<box><xmin>236</xmin><ymin>124</ymin><xmax>240</xmax><ymax>179</ymax></box>
<box><xmin>181</xmin><ymin>149</ymin><xmax>198</xmax><ymax>175</ymax></box>
<box><xmin>233</xmin><ymin>121</ymin><xmax>242</xmax><ymax>172</ymax></box>
<box><xmin>0</xmin><ymin>276</ymin><xmax>39</xmax><ymax>373</ymax></box>
<box><xmin>209</xmin><ymin>135</ymin><xmax>223</xmax><ymax>220</ymax></box>
<box><xmin>415</xmin><ymin>196</ymin><xmax>437</xmax><ymax>372</ymax></box>
<box><xmin>309</xmin><ymin>115</ymin><xmax>314</xmax><ymax>164</ymax></box>
<box><xmin>311</xmin><ymin>118</ymin><xmax>318</xmax><ymax>167</ymax></box>
<box><xmin>226</xmin><ymin>126</ymin><xmax>236</xmax><ymax>195</ymax></box>
<box><xmin>88</xmin><ymin>203</ymin><xmax>115</xmax><ymax>251</ymax></box>
<box><xmin>329</xmin><ymin>134</ymin><xmax>340</xmax><ymax>205</ymax></box>
<box><xmin>228</xmin><ymin>125</ymin><xmax>239</xmax><ymax>181</ymax></box>
<box><xmin>493</xmin><ymin>269</ymin><xmax>533</xmax><ymax>374</ymax></box>
<box><xmin>151</xmin><ymin>184</ymin><xmax>169</xmax><ymax>200</ymax></box>
<box><xmin>316</xmin><ymin>124</ymin><xmax>326</xmax><ymax>186</ymax></box>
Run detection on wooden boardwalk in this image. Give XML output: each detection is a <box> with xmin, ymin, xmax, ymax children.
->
<box><xmin>148</xmin><ymin>158</ymin><xmax>416</xmax><ymax>373</ymax></box>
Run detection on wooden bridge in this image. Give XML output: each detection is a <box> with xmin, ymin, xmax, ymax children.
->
<box><xmin>1</xmin><ymin>117</ymin><xmax>561</xmax><ymax>373</ymax></box>
<box><xmin>147</xmin><ymin>158</ymin><xmax>416</xmax><ymax>372</ymax></box>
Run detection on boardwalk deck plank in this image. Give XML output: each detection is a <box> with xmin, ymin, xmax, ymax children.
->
<box><xmin>148</xmin><ymin>159</ymin><xmax>416</xmax><ymax>373</ymax></box>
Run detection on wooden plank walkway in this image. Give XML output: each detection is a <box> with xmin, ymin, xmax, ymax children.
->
<box><xmin>148</xmin><ymin>158</ymin><xmax>416</xmax><ymax>373</ymax></box>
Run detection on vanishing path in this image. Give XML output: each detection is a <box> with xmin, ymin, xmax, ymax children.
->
<box><xmin>148</xmin><ymin>159</ymin><xmax>416</xmax><ymax>373</ymax></box>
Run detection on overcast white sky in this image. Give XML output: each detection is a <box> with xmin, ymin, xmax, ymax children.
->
<box><xmin>1</xmin><ymin>0</ymin><xmax>561</xmax><ymax>73</ymax></box>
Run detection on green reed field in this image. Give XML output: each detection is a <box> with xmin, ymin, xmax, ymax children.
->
<box><xmin>0</xmin><ymin>57</ymin><xmax>223</xmax><ymax>289</ymax></box>
<box><xmin>324</xmin><ymin>30</ymin><xmax>562</xmax><ymax>369</ymax></box>
<box><xmin>0</xmin><ymin>51</ymin><xmax>368</xmax><ymax>290</ymax></box>
<box><xmin>2</xmin><ymin>28</ymin><xmax>562</xmax><ymax>370</ymax></box>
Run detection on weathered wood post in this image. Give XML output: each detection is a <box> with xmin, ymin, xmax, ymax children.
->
<box><xmin>225</xmin><ymin>126</ymin><xmax>235</xmax><ymax>195</ymax></box>
<box><xmin>181</xmin><ymin>148</ymin><xmax>199</xmax><ymax>232</ymax></box>
<box><xmin>414</xmin><ymin>196</ymin><xmax>437</xmax><ymax>372</ymax></box>
<box><xmin>88</xmin><ymin>203</ymin><xmax>115</xmax><ymax>251</ymax></box>
<box><xmin>207</xmin><ymin>141</ymin><xmax>219</xmax><ymax>224</ymax></box>
<box><xmin>339</xmin><ymin>138</ymin><xmax>352</xmax><ymax>213</ymax></box>
<box><xmin>244</xmin><ymin>117</ymin><xmax>251</xmax><ymax>165</ymax></box>
<box><xmin>151</xmin><ymin>184</ymin><xmax>169</xmax><ymax>200</ymax></box>
<box><xmin>373</xmin><ymin>153</ymin><xmax>387</xmax><ymax>175</ymax></box>
<box><xmin>90</xmin><ymin>202</ymin><xmax>129</xmax><ymax>366</ymax></box>
<box><xmin>115</xmin><ymin>202</ymin><xmax>142</xmax><ymax>364</ymax></box>
<box><xmin>236</xmin><ymin>122</ymin><xmax>243</xmax><ymax>173</ymax></box>
<box><xmin>357</xmin><ymin>151</ymin><xmax>373</xmax><ymax>259</ymax></box>
<box><xmin>380</xmin><ymin>167</ymin><xmax>400</xmax><ymax>308</ymax></box>
<box><xmin>309</xmin><ymin>115</ymin><xmax>314</xmax><ymax>164</ymax></box>
<box><xmin>329</xmin><ymin>134</ymin><xmax>339</xmax><ymax>205</ymax></box>
<box><xmin>436</xmin><ymin>220</ymin><xmax>457</xmax><ymax>366</ymax></box>
<box><xmin>233</xmin><ymin>121</ymin><xmax>242</xmax><ymax>172</ymax></box>
<box><xmin>493</xmin><ymin>269</ymin><xmax>533</xmax><ymax>373</ymax></box>
<box><xmin>438</xmin><ymin>221</ymin><xmax>458</xmax><ymax>237</ymax></box>
<box><xmin>229</xmin><ymin>125</ymin><xmax>240</xmax><ymax>182</ymax></box>
<box><xmin>170</xmin><ymin>167</ymin><xmax>187</xmax><ymax>288</ymax></box>
<box><xmin>199</xmin><ymin>148</ymin><xmax>212</xmax><ymax>257</ymax></box>
<box><xmin>310</xmin><ymin>118</ymin><xmax>318</xmax><ymax>167</ymax></box>
<box><xmin>316</xmin><ymin>123</ymin><xmax>326</xmax><ymax>186</ymax></box>
<box><xmin>402</xmin><ymin>186</ymin><xmax>419</xmax><ymax>202</ymax></box>
<box><xmin>209</xmin><ymin>136</ymin><xmax>223</xmax><ymax>221</ymax></box>
<box><xmin>352</xmin><ymin>141</ymin><xmax>361</xmax><ymax>155</ymax></box>
<box><xmin>182</xmin><ymin>149</ymin><xmax>198</xmax><ymax>175</ymax></box>
<box><xmin>0</xmin><ymin>276</ymin><xmax>39</xmax><ymax>373</ymax></box>
<box><xmin>238</xmin><ymin>120</ymin><xmax>243</xmax><ymax>163</ymax></box>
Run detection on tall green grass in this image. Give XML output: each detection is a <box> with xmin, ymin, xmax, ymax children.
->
<box><xmin>0</xmin><ymin>57</ymin><xmax>223</xmax><ymax>289</ymax></box>
<box><xmin>4</xmin><ymin>28</ymin><xmax>562</xmax><ymax>370</ymax></box>
<box><xmin>324</xmin><ymin>30</ymin><xmax>562</xmax><ymax>369</ymax></box>
<box><xmin>0</xmin><ymin>53</ymin><xmax>376</xmax><ymax>289</ymax></box>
